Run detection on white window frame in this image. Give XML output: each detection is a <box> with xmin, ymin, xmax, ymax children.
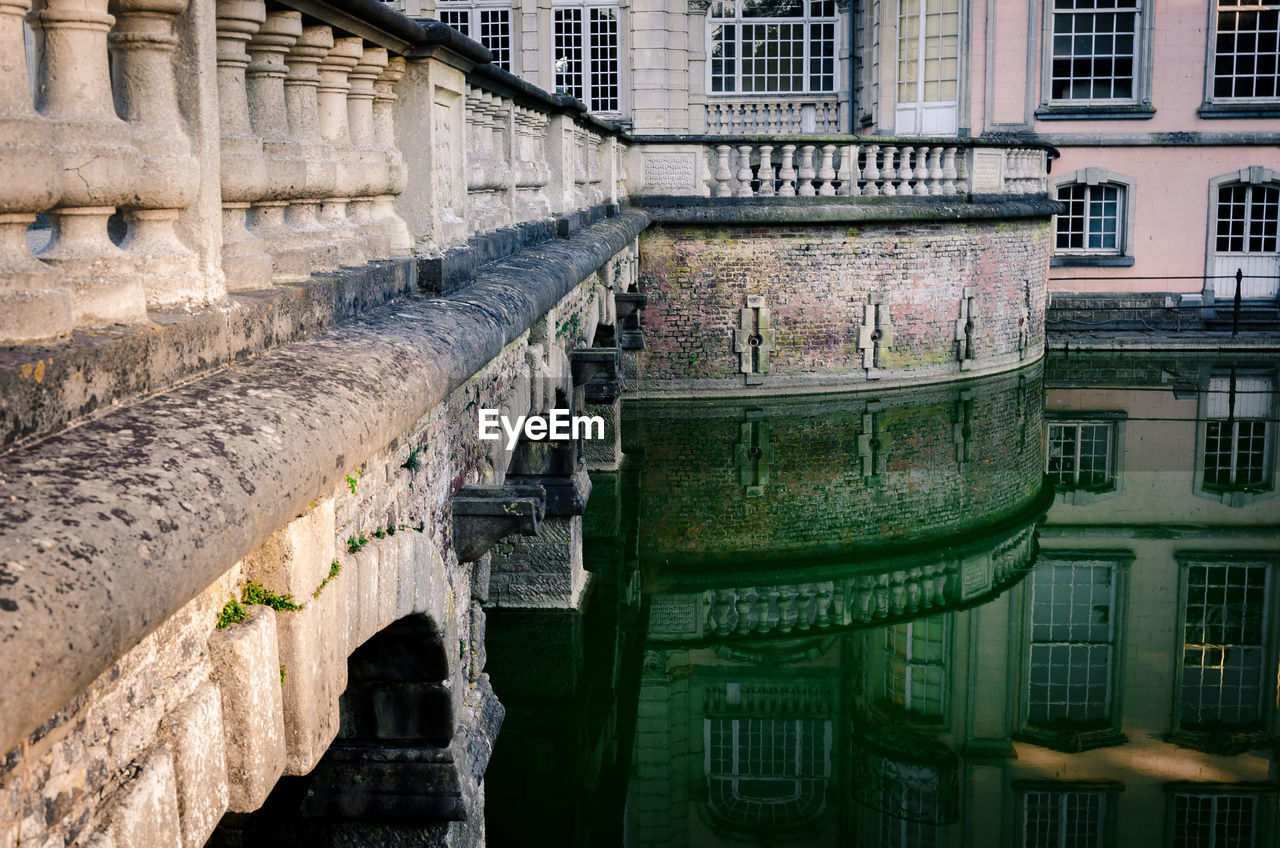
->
<box><xmin>1192</xmin><ymin>368</ymin><xmax>1278</xmax><ymax>505</ymax></box>
<box><xmin>883</xmin><ymin>616</ymin><xmax>948</xmax><ymax>720</ymax></box>
<box><xmin>1206</xmin><ymin>168</ymin><xmax>1280</xmax><ymax>302</ymax></box>
<box><xmin>1176</xmin><ymin>560</ymin><xmax>1273</xmax><ymax>731</ymax></box>
<box><xmin>1044</xmin><ymin>411</ymin><xmax>1126</xmax><ymax>504</ymax></box>
<box><xmin>703</xmin><ymin>715</ymin><xmax>832</xmax><ymax>827</ymax></box>
<box><xmin>1173</xmin><ymin>793</ymin><xmax>1260</xmax><ymax>848</ymax></box>
<box><xmin>893</xmin><ymin>0</ymin><xmax>962</xmax><ymax>135</ymax></box>
<box><xmin>1020</xmin><ymin>789</ymin><xmax>1108</xmax><ymax>848</ymax></box>
<box><xmin>552</xmin><ymin>0</ymin><xmax>622</xmax><ymax>116</ymax></box>
<box><xmin>1044</xmin><ymin>0</ymin><xmax>1144</xmax><ymax>105</ymax></box>
<box><xmin>706</xmin><ymin>0</ymin><xmax>840</xmax><ymax>97</ymax></box>
<box><xmin>1207</xmin><ymin>1</ymin><xmax>1280</xmax><ymax>105</ymax></box>
<box><xmin>1049</xmin><ymin>169</ymin><xmax>1136</xmax><ymax>267</ymax></box>
<box><xmin>436</xmin><ymin>0</ymin><xmax>515</xmax><ymax>72</ymax></box>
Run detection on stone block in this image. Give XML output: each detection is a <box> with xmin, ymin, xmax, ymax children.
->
<box><xmin>375</xmin><ymin>538</ymin><xmax>402</xmax><ymax>632</ymax></box>
<box><xmin>99</xmin><ymin>747</ymin><xmax>182</xmax><ymax>848</ymax></box>
<box><xmin>355</xmin><ymin>546</ymin><xmax>381</xmax><ymax>649</ymax></box>
<box><xmin>240</xmin><ymin>498</ymin><xmax>337</xmax><ymax>600</ymax></box>
<box><xmin>412</xmin><ymin>530</ymin><xmax>447</xmax><ymax>626</ymax></box>
<box><xmin>276</xmin><ymin>598</ymin><xmax>342</xmax><ymax>776</ymax></box>
<box><xmin>393</xmin><ymin>532</ymin><xmax>417</xmax><ymax>621</ymax></box>
<box><xmin>159</xmin><ymin>683</ymin><xmax>229</xmax><ymax>848</ymax></box>
<box><xmin>207</xmin><ymin>605</ymin><xmax>286</xmax><ymax>812</ymax></box>
<box><xmin>488</xmin><ymin>516</ymin><xmax>588</xmax><ymax>609</ymax></box>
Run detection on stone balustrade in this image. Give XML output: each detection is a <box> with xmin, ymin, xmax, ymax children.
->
<box><xmin>0</xmin><ymin>0</ymin><xmax>629</xmax><ymax>345</ymax></box>
<box><xmin>703</xmin><ymin>97</ymin><xmax>844</xmax><ymax>135</ymax></box>
<box><xmin>629</xmin><ymin>137</ymin><xmax>1050</xmax><ymax>199</ymax></box>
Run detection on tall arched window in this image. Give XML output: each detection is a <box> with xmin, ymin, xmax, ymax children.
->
<box><xmin>1210</xmin><ymin>169</ymin><xmax>1280</xmax><ymax>300</ymax></box>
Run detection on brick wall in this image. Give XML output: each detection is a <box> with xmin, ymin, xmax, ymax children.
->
<box><xmin>636</xmin><ymin>219</ymin><xmax>1051</xmax><ymax>391</ymax></box>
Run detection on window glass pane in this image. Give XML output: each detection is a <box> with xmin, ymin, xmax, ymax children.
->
<box><xmin>1049</xmin><ymin>0</ymin><xmax>1140</xmax><ymax>102</ymax></box>
<box><xmin>1181</xmin><ymin>563</ymin><xmax>1270</xmax><ymax>727</ymax></box>
<box><xmin>1027</xmin><ymin>562</ymin><xmax>1115</xmax><ymax>725</ymax></box>
<box><xmin>1214</xmin><ymin>2</ymin><xmax>1280</xmax><ymax>100</ymax></box>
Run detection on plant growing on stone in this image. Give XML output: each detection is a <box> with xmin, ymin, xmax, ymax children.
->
<box><xmin>216</xmin><ymin>597</ymin><xmax>248</xmax><ymax>630</ymax></box>
<box><xmin>402</xmin><ymin>447</ymin><xmax>422</xmax><ymax>474</ymax></box>
<box><xmin>313</xmin><ymin>559</ymin><xmax>343</xmax><ymax>599</ymax></box>
<box><xmin>241</xmin><ymin>580</ymin><xmax>302</xmax><ymax>612</ymax></box>
<box><xmin>373</xmin><ymin>526</ymin><xmax>387</xmax><ymax>539</ymax></box>
<box><xmin>345</xmin><ymin>469</ymin><xmax>363</xmax><ymax>495</ymax></box>
<box><xmin>347</xmin><ymin>534</ymin><xmax>369</xmax><ymax>554</ymax></box>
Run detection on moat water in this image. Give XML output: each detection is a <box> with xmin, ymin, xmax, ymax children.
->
<box><xmin>485</xmin><ymin>350</ymin><xmax>1280</xmax><ymax>848</ymax></box>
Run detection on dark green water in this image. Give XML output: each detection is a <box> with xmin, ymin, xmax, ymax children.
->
<box><xmin>485</xmin><ymin>351</ymin><xmax>1280</xmax><ymax>848</ymax></box>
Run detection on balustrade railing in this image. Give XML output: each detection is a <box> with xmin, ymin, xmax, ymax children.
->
<box><xmin>0</xmin><ymin>0</ymin><xmax>628</xmax><ymax>345</ymax></box>
<box><xmin>704</xmin><ymin>97</ymin><xmax>844</xmax><ymax>135</ymax></box>
<box><xmin>630</xmin><ymin>138</ymin><xmax>1049</xmax><ymax>199</ymax></box>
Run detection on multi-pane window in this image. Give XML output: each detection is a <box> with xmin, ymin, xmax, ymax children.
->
<box><xmin>884</xmin><ymin>617</ymin><xmax>947</xmax><ymax>719</ymax></box>
<box><xmin>1028</xmin><ymin>562</ymin><xmax>1116</xmax><ymax>725</ymax></box>
<box><xmin>894</xmin><ymin>0</ymin><xmax>960</xmax><ymax>134</ymax></box>
<box><xmin>1213</xmin><ymin>1</ymin><xmax>1280</xmax><ymax>100</ymax></box>
<box><xmin>1216</xmin><ymin>183</ymin><xmax>1279</xmax><ymax>254</ymax></box>
<box><xmin>1022</xmin><ymin>791</ymin><xmax>1107</xmax><ymax>848</ymax></box>
<box><xmin>1047</xmin><ymin>421</ymin><xmax>1115</xmax><ymax>490</ymax></box>
<box><xmin>1180</xmin><ymin>563</ymin><xmax>1270</xmax><ymax>728</ymax></box>
<box><xmin>708</xmin><ymin>0</ymin><xmax>838</xmax><ymax>95</ymax></box>
<box><xmin>437</xmin><ymin>1</ymin><xmax>513</xmax><ymax>71</ymax></box>
<box><xmin>705</xmin><ymin>717</ymin><xmax>830</xmax><ymax>825</ymax></box>
<box><xmin>1174</xmin><ymin>794</ymin><xmax>1259</xmax><ymax>848</ymax></box>
<box><xmin>1049</xmin><ymin>0</ymin><xmax>1140</xmax><ymax>102</ymax></box>
<box><xmin>1055</xmin><ymin>184</ymin><xmax>1125</xmax><ymax>255</ymax></box>
<box><xmin>1202</xmin><ymin>375</ymin><xmax>1274</xmax><ymax>493</ymax></box>
<box><xmin>879</xmin><ymin>761</ymin><xmax>942</xmax><ymax>848</ymax></box>
<box><xmin>553</xmin><ymin>2</ymin><xmax>620</xmax><ymax>113</ymax></box>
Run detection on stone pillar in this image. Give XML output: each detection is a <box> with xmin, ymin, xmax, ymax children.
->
<box><xmin>29</xmin><ymin>0</ymin><xmax>144</xmax><ymax>323</ymax></box>
<box><xmin>109</xmin><ymin>0</ymin><xmax>203</xmax><ymax>308</ymax></box>
<box><xmin>215</xmin><ymin>0</ymin><xmax>273</xmax><ymax>289</ymax></box>
<box><xmin>0</xmin><ymin>0</ymin><xmax>69</xmax><ymax>343</ymax></box>
<box><xmin>371</xmin><ymin>55</ymin><xmax>411</xmax><ymax>255</ymax></box>
<box><xmin>246</xmin><ymin>9</ymin><xmax>311</xmax><ymax>282</ymax></box>
<box><xmin>317</xmin><ymin>36</ymin><xmax>366</xmax><ymax>266</ymax></box>
<box><xmin>283</xmin><ymin>25</ymin><xmax>338</xmax><ymax>272</ymax></box>
<box><xmin>347</xmin><ymin>45</ymin><xmax>389</xmax><ymax>260</ymax></box>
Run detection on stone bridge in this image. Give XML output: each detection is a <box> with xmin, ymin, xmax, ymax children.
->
<box><xmin>0</xmin><ymin>0</ymin><xmax>1056</xmax><ymax>844</ymax></box>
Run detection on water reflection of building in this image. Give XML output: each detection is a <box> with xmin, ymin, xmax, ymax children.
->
<box><xmin>486</xmin><ymin>353</ymin><xmax>1280</xmax><ymax>847</ymax></box>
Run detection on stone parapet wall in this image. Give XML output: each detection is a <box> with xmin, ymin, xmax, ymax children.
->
<box><xmin>634</xmin><ymin>217</ymin><xmax>1050</xmax><ymax>394</ymax></box>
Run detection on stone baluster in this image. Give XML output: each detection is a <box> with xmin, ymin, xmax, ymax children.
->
<box><xmin>735</xmin><ymin>144</ymin><xmax>754</xmax><ymax>198</ymax></box>
<box><xmin>372</xmin><ymin>56</ymin><xmax>411</xmax><ymax>255</ymax></box>
<box><xmin>927</xmin><ymin>146</ymin><xmax>944</xmax><ymax>196</ymax></box>
<box><xmin>733</xmin><ymin>593</ymin><xmax>752</xmax><ymax>635</ymax></box>
<box><xmin>905</xmin><ymin>574</ymin><xmax>921</xmax><ymax>611</ymax></box>
<box><xmin>777</xmin><ymin>589</ymin><xmax>797</xmax><ymax>634</ymax></box>
<box><xmin>797</xmin><ymin>146</ymin><xmax>817</xmax><ymax>195</ymax></box>
<box><xmin>215</xmin><ymin>0</ymin><xmax>273</xmax><ymax>289</ymax></box>
<box><xmin>942</xmin><ymin>146</ymin><xmax>958</xmax><ymax>195</ymax></box>
<box><xmin>713</xmin><ymin>144</ymin><xmax>732</xmax><ymax>197</ymax></box>
<box><xmin>872</xmin><ymin>576</ymin><xmax>889</xmax><ymax>617</ymax></box>
<box><xmin>814</xmin><ymin>585</ymin><xmax>832</xmax><ymax>627</ymax></box>
<box><xmin>897</xmin><ymin>145</ymin><xmax>915</xmax><ymax>192</ymax></box>
<box><xmin>757</xmin><ymin>145</ymin><xmax>775</xmax><ymax>197</ymax></box>
<box><xmin>282</xmin><ymin>25</ymin><xmax>337</xmax><ymax>272</ymax></box>
<box><xmin>246</xmin><ymin>9</ymin><xmax>310</xmax><ymax>282</ymax></box>
<box><xmin>838</xmin><ymin>144</ymin><xmax>860</xmax><ymax>197</ymax></box>
<box><xmin>912</xmin><ymin>146</ymin><xmax>930</xmax><ymax>196</ymax></box>
<box><xmin>347</xmin><ymin>45</ymin><xmax>390</xmax><ymax>259</ymax></box>
<box><xmin>880</xmin><ymin>146</ymin><xmax>897</xmax><ymax>196</ymax></box>
<box><xmin>753</xmin><ymin>591</ymin><xmax>770</xmax><ymax>633</ymax></box>
<box><xmin>711</xmin><ymin>591</ymin><xmax>731</xmax><ymax>636</ymax></box>
<box><xmin>777</xmin><ymin>145</ymin><xmax>797</xmax><ymax>197</ymax></box>
<box><xmin>861</xmin><ymin>144</ymin><xmax>880</xmax><ymax>197</ymax></box>
<box><xmin>109</xmin><ymin>0</ymin><xmax>205</xmax><ymax>307</ymax></box>
<box><xmin>587</xmin><ymin>131</ymin><xmax>604</xmax><ymax>206</ymax></box>
<box><xmin>318</xmin><ymin>36</ymin><xmax>366</xmax><ymax>265</ymax></box>
<box><xmin>0</xmin><ymin>0</ymin><xmax>69</xmax><ymax>342</ymax></box>
<box><xmin>30</xmin><ymin>0</ymin><xmax>144</xmax><ymax>321</ymax></box>
<box><xmin>817</xmin><ymin>145</ymin><xmax>836</xmax><ymax>197</ymax></box>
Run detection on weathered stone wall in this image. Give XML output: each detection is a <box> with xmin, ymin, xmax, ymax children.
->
<box><xmin>625</xmin><ymin>366</ymin><xmax>1046</xmax><ymax>570</ymax></box>
<box><xmin>635</xmin><ymin>217</ymin><xmax>1050</xmax><ymax>393</ymax></box>
<box><xmin>0</xmin><ymin>213</ymin><xmax>644</xmax><ymax>847</ymax></box>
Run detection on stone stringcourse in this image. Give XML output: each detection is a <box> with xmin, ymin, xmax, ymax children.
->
<box><xmin>0</xmin><ymin>0</ymin><xmax>1054</xmax><ymax>842</ymax></box>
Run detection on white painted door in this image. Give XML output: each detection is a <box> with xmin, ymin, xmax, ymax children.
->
<box><xmin>1212</xmin><ymin>183</ymin><xmax>1280</xmax><ymax>300</ymax></box>
<box><xmin>894</xmin><ymin>0</ymin><xmax>960</xmax><ymax>136</ymax></box>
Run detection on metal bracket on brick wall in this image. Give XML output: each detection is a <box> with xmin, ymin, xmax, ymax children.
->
<box><xmin>955</xmin><ymin>286</ymin><xmax>978</xmax><ymax>369</ymax></box>
<box><xmin>733</xmin><ymin>295</ymin><xmax>776</xmax><ymax>386</ymax></box>
<box><xmin>615</xmin><ymin>291</ymin><xmax>648</xmax><ymax>350</ymax></box>
<box><xmin>857</xmin><ymin>293</ymin><xmax>895</xmax><ymax>378</ymax></box>
<box><xmin>953</xmin><ymin>390</ymin><xmax>973</xmax><ymax>466</ymax></box>
<box><xmin>452</xmin><ymin>484</ymin><xmax>546</xmax><ymax>563</ymax></box>
<box><xmin>855</xmin><ymin>403</ymin><xmax>882</xmax><ymax>480</ymax></box>
<box><xmin>735</xmin><ymin>412</ymin><xmax>772</xmax><ymax>498</ymax></box>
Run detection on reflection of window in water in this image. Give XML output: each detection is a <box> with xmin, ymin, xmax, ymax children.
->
<box><xmin>704</xmin><ymin>715</ymin><xmax>830</xmax><ymax>826</ymax></box>
<box><xmin>1027</xmin><ymin>562</ymin><xmax>1115</xmax><ymax>725</ymax></box>
<box><xmin>878</xmin><ymin>761</ymin><xmax>941</xmax><ymax>848</ymax></box>
<box><xmin>884</xmin><ymin>616</ymin><xmax>947</xmax><ymax>719</ymax></box>
<box><xmin>1202</xmin><ymin>376</ymin><xmax>1275</xmax><ymax>493</ymax></box>
<box><xmin>1174</xmin><ymin>793</ymin><xmax>1258</xmax><ymax>848</ymax></box>
<box><xmin>1021</xmin><ymin>790</ymin><xmax>1106</xmax><ymax>848</ymax></box>
<box><xmin>1180</xmin><ymin>563</ymin><xmax>1269</xmax><ymax>728</ymax></box>
<box><xmin>1047</xmin><ymin>421</ymin><xmax>1114</xmax><ymax>491</ymax></box>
